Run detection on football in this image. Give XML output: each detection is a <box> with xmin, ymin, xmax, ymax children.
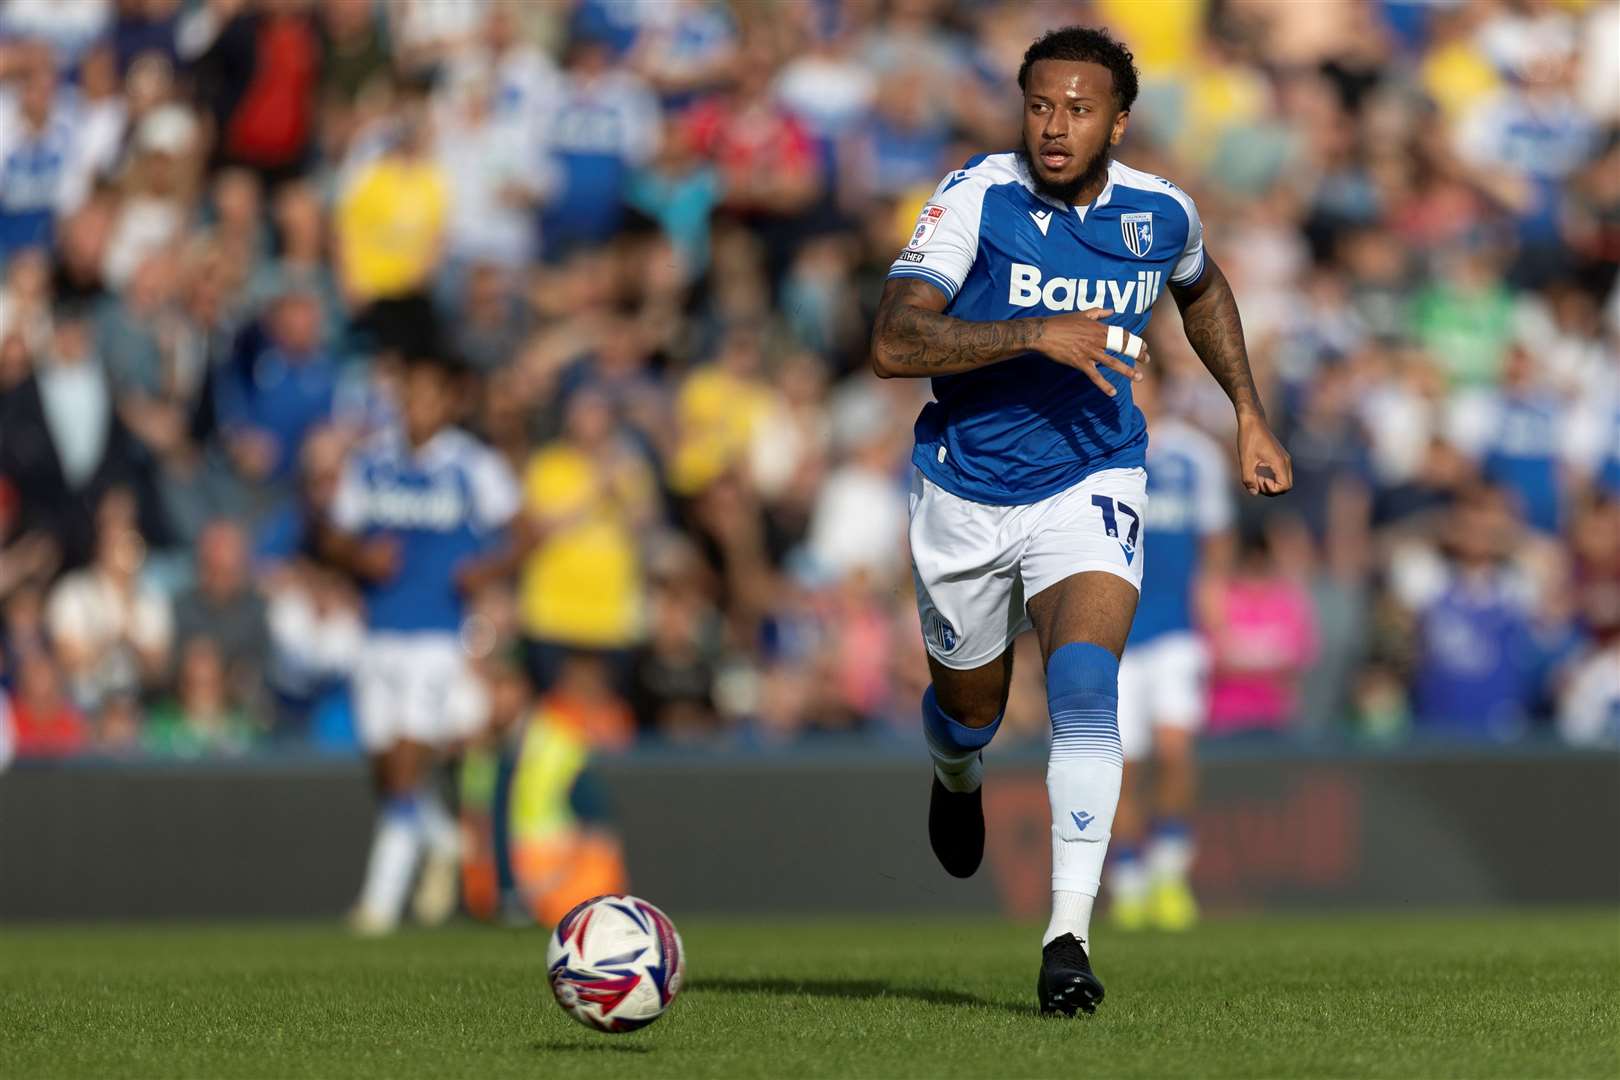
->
<box><xmin>545</xmin><ymin>894</ymin><xmax>686</xmax><ymax>1033</ymax></box>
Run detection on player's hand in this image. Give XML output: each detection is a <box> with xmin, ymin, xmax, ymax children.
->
<box><xmin>355</xmin><ymin>537</ymin><xmax>401</xmax><ymax>582</ymax></box>
<box><xmin>1036</xmin><ymin>309</ymin><xmax>1149</xmax><ymax>397</ymax></box>
<box><xmin>1236</xmin><ymin>412</ymin><xmax>1293</xmax><ymax>497</ymax></box>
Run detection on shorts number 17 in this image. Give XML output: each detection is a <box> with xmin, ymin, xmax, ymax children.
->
<box><xmin>1091</xmin><ymin>495</ymin><xmax>1141</xmax><ymax>549</ymax></box>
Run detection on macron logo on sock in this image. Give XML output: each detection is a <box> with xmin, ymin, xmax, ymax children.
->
<box><xmin>1071</xmin><ymin>810</ymin><xmax>1094</xmax><ymax>832</ymax></box>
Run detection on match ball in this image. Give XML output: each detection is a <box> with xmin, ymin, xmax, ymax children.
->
<box><xmin>546</xmin><ymin>894</ymin><xmax>686</xmax><ymax>1033</ymax></box>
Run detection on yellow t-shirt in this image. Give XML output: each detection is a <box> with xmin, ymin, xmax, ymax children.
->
<box><xmin>669</xmin><ymin>365</ymin><xmax>774</xmax><ymax>496</ymax></box>
<box><xmin>336</xmin><ymin>156</ymin><xmax>448</xmax><ymax>301</ymax></box>
<box><xmin>1096</xmin><ymin>0</ymin><xmax>1206</xmax><ymax>76</ymax></box>
<box><xmin>518</xmin><ymin>443</ymin><xmax>649</xmax><ymax>648</ymax></box>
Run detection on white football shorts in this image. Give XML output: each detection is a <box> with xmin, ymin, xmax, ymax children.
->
<box><xmin>908</xmin><ymin>466</ymin><xmax>1148</xmax><ymax>671</ymax></box>
<box><xmin>1117</xmin><ymin>630</ymin><xmax>1209</xmax><ymax>761</ymax></box>
<box><xmin>353</xmin><ymin>632</ymin><xmax>489</xmax><ymax>752</ymax></box>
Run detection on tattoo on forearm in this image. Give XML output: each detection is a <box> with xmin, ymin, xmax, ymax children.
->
<box><xmin>873</xmin><ymin>279</ymin><xmax>1044</xmax><ymax>375</ymax></box>
<box><xmin>1176</xmin><ymin>260</ymin><xmax>1262</xmax><ymax>412</ymax></box>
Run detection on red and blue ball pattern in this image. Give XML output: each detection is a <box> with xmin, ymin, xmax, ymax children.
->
<box><xmin>547</xmin><ymin>895</ymin><xmax>686</xmax><ymax>1034</ymax></box>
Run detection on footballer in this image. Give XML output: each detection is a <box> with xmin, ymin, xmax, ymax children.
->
<box><xmin>322</xmin><ymin>347</ymin><xmax>525</xmax><ymax>935</ymax></box>
<box><xmin>869</xmin><ymin>26</ymin><xmax>1292</xmax><ymax>1016</ymax></box>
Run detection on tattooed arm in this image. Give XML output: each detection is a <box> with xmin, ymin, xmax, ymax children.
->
<box><xmin>1170</xmin><ymin>257</ymin><xmax>1294</xmax><ymax>496</ymax></box>
<box><xmin>870</xmin><ymin>278</ymin><xmax>1146</xmax><ymax>397</ymax></box>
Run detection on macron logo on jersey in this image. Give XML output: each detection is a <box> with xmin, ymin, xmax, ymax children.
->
<box><xmin>1008</xmin><ymin>263</ymin><xmax>1164</xmax><ymax>315</ymax></box>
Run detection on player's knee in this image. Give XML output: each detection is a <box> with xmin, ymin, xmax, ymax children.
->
<box><xmin>931</xmin><ymin>684</ymin><xmax>1003</xmax><ymax>729</ymax></box>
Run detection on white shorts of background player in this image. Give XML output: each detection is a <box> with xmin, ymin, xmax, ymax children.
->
<box><xmin>352</xmin><ymin>632</ymin><xmax>488</xmax><ymax>752</ymax></box>
<box><xmin>908</xmin><ymin>466</ymin><xmax>1148</xmax><ymax>671</ymax></box>
<box><xmin>1116</xmin><ymin>631</ymin><xmax>1208</xmax><ymax>762</ymax></box>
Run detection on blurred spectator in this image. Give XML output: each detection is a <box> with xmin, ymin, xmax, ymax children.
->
<box><xmin>144</xmin><ymin>636</ymin><xmax>257</xmax><ymax>757</ymax></box>
<box><xmin>669</xmin><ymin>323</ymin><xmax>778</xmax><ymax>497</ymax></box>
<box><xmin>1392</xmin><ymin>487</ymin><xmax>1547</xmax><ymax>739</ymax></box>
<box><xmin>7</xmin><ymin>648</ymin><xmax>88</xmax><ymax>758</ymax></box>
<box><xmin>804</xmin><ymin>383</ymin><xmax>908</xmax><ymax>582</ymax></box>
<box><xmin>1205</xmin><ymin>525</ymin><xmax>1319</xmax><ymax>737</ymax></box>
<box><xmin>0</xmin><ymin>46</ymin><xmax>92</xmax><ymax>263</ymax></box>
<box><xmin>189</xmin><ymin>0</ymin><xmax>320</xmax><ymax>185</ymax></box>
<box><xmin>171</xmin><ymin>519</ymin><xmax>269</xmax><ymax>710</ymax></box>
<box><xmin>447</xmin><ymin>263</ymin><xmax>531</xmax><ymax>376</ymax></box>
<box><xmin>45</xmin><ymin>488</ymin><xmax>171</xmax><ymax>716</ymax></box>
<box><xmin>1445</xmin><ymin>345</ymin><xmax>1573</xmax><ymax>535</ymax></box>
<box><xmin>628</xmin><ymin>542</ymin><xmax>722</xmax><ymax>740</ymax></box>
<box><xmin>0</xmin><ymin>300</ymin><xmax>166</xmax><ymax>570</ymax></box>
<box><xmin>434</xmin><ymin>70</ymin><xmax>546</xmax><ymax>276</ymax></box>
<box><xmin>517</xmin><ymin>384</ymin><xmax>656</xmax><ymax>687</ymax></box>
<box><xmin>213</xmin><ymin>286</ymin><xmax>336</xmax><ymax>498</ymax></box>
<box><xmin>0</xmin><ymin>0</ymin><xmax>111</xmax><ymax>72</ymax></box>
<box><xmin>682</xmin><ymin>48</ymin><xmax>820</xmax><ymax>224</ymax></box>
<box><xmin>335</xmin><ymin>78</ymin><xmax>447</xmax><ymax>310</ymax></box>
<box><xmin>538</xmin><ymin>34</ymin><xmax>660</xmax><ymax>260</ymax></box>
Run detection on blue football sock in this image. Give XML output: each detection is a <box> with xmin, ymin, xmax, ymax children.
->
<box><xmin>921</xmin><ymin>684</ymin><xmax>1000</xmax><ymax>793</ymax></box>
<box><xmin>1044</xmin><ymin>642</ymin><xmax>1123</xmax><ymax>945</ymax></box>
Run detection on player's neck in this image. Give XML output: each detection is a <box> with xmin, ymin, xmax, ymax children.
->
<box><xmin>405</xmin><ymin>426</ymin><xmax>446</xmax><ymax>453</ymax></box>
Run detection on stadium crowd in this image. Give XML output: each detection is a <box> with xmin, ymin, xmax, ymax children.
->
<box><xmin>0</xmin><ymin>0</ymin><xmax>1616</xmax><ymax>766</ymax></box>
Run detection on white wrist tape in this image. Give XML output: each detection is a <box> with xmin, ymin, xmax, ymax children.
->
<box><xmin>1105</xmin><ymin>326</ymin><xmax>1145</xmax><ymax>360</ymax></box>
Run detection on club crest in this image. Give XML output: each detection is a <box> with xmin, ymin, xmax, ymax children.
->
<box><xmin>1121</xmin><ymin>212</ymin><xmax>1153</xmax><ymax>257</ymax></box>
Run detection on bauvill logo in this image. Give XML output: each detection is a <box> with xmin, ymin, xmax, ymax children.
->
<box><xmin>1008</xmin><ymin>263</ymin><xmax>1163</xmax><ymax>315</ymax></box>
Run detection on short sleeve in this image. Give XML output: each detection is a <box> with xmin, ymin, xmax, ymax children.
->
<box><xmin>329</xmin><ymin>457</ymin><xmax>369</xmax><ymax>533</ymax></box>
<box><xmin>887</xmin><ymin>169</ymin><xmax>989</xmax><ymax>302</ymax></box>
<box><xmin>1168</xmin><ymin>187</ymin><xmax>1205</xmax><ymax>286</ymax></box>
<box><xmin>468</xmin><ymin>447</ymin><xmax>521</xmax><ymax>532</ymax></box>
<box><xmin>1194</xmin><ymin>437</ymin><xmax>1235</xmax><ymax>535</ymax></box>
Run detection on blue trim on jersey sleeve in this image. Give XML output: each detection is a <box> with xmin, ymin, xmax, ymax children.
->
<box><xmin>960</xmin><ymin>152</ymin><xmax>990</xmax><ymax>170</ymax></box>
<box><xmin>886</xmin><ymin>266</ymin><xmax>959</xmax><ymax>301</ymax></box>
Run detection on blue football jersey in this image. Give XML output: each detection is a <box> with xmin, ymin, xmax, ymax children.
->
<box><xmin>332</xmin><ymin>427</ymin><xmax>520</xmax><ymax>635</ymax></box>
<box><xmin>1128</xmin><ymin>417</ymin><xmax>1232</xmax><ymax>645</ymax></box>
<box><xmin>888</xmin><ymin>153</ymin><xmax>1206</xmax><ymax>505</ymax></box>
<box><xmin>1448</xmin><ymin>388</ymin><xmax>1569</xmax><ymax>534</ymax></box>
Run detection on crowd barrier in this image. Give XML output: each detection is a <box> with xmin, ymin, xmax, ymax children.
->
<box><xmin>2</xmin><ymin>746</ymin><xmax>1615</xmax><ymax>919</ymax></box>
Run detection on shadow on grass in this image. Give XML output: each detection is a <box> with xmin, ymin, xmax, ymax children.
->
<box><xmin>689</xmin><ymin>977</ymin><xmax>1031</xmax><ymax>1018</ymax></box>
<box><xmin>532</xmin><ymin>1039</ymin><xmax>654</xmax><ymax>1054</ymax></box>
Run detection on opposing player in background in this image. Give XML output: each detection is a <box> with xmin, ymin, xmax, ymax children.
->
<box><xmin>1109</xmin><ymin>368</ymin><xmax>1233</xmax><ymax>932</ymax></box>
<box><xmin>322</xmin><ymin>348</ymin><xmax>525</xmax><ymax>936</ymax></box>
<box><xmin>869</xmin><ymin>27</ymin><xmax>1291</xmax><ymax>1015</ymax></box>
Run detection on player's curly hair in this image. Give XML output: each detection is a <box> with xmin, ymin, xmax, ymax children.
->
<box><xmin>1017</xmin><ymin>26</ymin><xmax>1140</xmax><ymax>114</ymax></box>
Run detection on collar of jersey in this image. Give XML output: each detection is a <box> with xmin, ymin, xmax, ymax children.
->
<box><xmin>375</xmin><ymin>426</ymin><xmax>462</xmax><ymax>469</ymax></box>
<box><xmin>1012</xmin><ymin>154</ymin><xmax>1120</xmax><ymax>219</ymax></box>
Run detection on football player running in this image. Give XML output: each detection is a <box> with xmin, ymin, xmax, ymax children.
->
<box><xmin>869</xmin><ymin>26</ymin><xmax>1291</xmax><ymax>1016</ymax></box>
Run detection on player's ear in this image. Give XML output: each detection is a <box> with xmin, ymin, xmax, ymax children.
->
<box><xmin>1110</xmin><ymin>110</ymin><xmax>1129</xmax><ymax>147</ymax></box>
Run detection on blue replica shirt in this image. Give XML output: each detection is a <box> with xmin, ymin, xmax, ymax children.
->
<box><xmin>331</xmin><ymin>427</ymin><xmax>521</xmax><ymax>635</ymax></box>
<box><xmin>214</xmin><ymin>347</ymin><xmax>338</xmax><ymax>484</ymax></box>
<box><xmin>887</xmin><ymin>153</ymin><xmax>1206</xmax><ymax>505</ymax></box>
<box><xmin>539</xmin><ymin>72</ymin><xmax>660</xmax><ymax>254</ymax></box>
<box><xmin>1412</xmin><ymin>572</ymin><xmax>1537</xmax><ymax>739</ymax></box>
<box><xmin>1128</xmin><ymin>417</ymin><xmax>1232</xmax><ymax>645</ymax></box>
<box><xmin>1448</xmin><ymin>388</ymin><xmax>1568</xmax><ymax>534</ymax></box>
<box><xmin>0</xmin><ymin>106</ymin><xmax>77</xmax><ymax>260</ymax></box>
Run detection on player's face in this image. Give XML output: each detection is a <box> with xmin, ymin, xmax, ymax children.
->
<box><xmin>1021</xmin><ymin>59</ymin><xmax>1129</xmax><ymax>202</ymax></box>
<box><xmin>402</xmin><ymin>365</ymin><xmax>457</xmax><ymax>445</ymax></box>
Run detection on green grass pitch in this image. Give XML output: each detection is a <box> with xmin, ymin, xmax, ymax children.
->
<box><xmin>2</xmin><ymin>911</ymin><xmax>1616</xmax><ymax>1078</ymax></box>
